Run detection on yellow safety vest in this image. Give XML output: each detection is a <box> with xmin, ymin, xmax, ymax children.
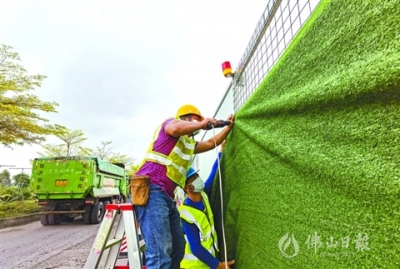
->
<box><xmin>140</xmin><ymin>119</ymin><xmax>196</xmax><ymax>188</ymax></box>
<box><xmin>179</xmin><ymin>192</ymin><xmax>219</xmax><ymax>269</ymax></box>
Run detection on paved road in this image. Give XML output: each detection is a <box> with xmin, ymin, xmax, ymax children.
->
<box><xmin>0</xmin><ymin>216</ymin><xmax>124</xmax><ymax>269</ymax></box>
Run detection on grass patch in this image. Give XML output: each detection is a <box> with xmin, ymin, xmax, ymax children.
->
<box><xmin>211</xmin><ymin>0</ymin><xmax>400</xmax><ymax>268</ymax></box>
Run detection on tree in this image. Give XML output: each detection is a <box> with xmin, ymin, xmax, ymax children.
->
<box><xmin>91</xmin><ymin>141</ymin><xmax>135</xmax><ymax>165</ymax></box>
<box><xmin>39</xmin><ymin>137</ymin><xmax>137</xmax><ymax>173</ymax></box>
<box><xmin>86</xmin><ymin>141</ymin><xmax>138</xmax><ymax>175</ymax></box>
<box><xmin>93</xmin><ymin>141</ymin><xmax>113</xmax><ymax>159</ymax></box>
<box><xmin>108</xmin><ymin>152</ymin><xmax>135</xmax><ymax>166</ymax></box>
<box><xmin>0</xmin><ymin>169</ymin><xmax>11</xmax><ymax>186</ymax></box>
<box><xmin>13</xmin><ymin>173</ymin><xmax>30</xmax><ymax>188</ymax></box>
<box><xmin>0</xmin><ymin>44</ymin><xmax>62</xmax><ymax>146</ymax></box>
<box><xmin>38</xmin><ymin>127</ymin><xmax>92</xmax><ymax>157</ymax></box>
<box><xmin>126</xmin><ymin>163</ymin><xmax>140</xmax><ymax>177</ymax></box>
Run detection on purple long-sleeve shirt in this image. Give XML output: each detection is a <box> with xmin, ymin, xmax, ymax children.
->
<box><xmin>136</xmin><ymin>118</ymin><xmax>196</xmax><ymax>199</ymax></box>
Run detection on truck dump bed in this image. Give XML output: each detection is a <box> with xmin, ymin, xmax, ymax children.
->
<box><xmin>30</xmin><ymin>156</ymin><xmax>126</xmax><ymax>200</ymax></box>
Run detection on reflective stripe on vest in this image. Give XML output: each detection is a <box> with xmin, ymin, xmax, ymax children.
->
<box><xmin>143</xmin><ymin>120</ymin><xmax>196</xmax><ymax>187</ymax></box>
<box><xmin>179</xmin><ymin>192</ymin><xmax>219</xmax><ymax>268</ymax></box>
<box><xmin>144</xmin><ymin>152</ymin><xmax>172</xmax><ymax>166</ymax></box>
<box><xmin>173</xmin><ymin>144</ymin><xmax>195</xmax><ymax>161</ymax></box>
<box><xmin>179</xmin><ymin>210</ymin><xmax>216</xmax><ymax>242</ymax></box>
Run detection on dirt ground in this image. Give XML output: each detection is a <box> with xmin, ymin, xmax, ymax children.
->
<box><xmin>0</xmin><ymin>215</ymin><xmax>129</xmax><ymax>269</ymax></box>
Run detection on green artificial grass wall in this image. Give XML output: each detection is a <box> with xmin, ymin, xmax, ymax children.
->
<box><xmin>210</xmin><ymin>0</ymin><xmax>400</xmax><ymax>268</ymax></box>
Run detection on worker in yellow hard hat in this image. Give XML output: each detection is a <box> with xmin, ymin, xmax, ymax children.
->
<box><xmin>132</xmin><ymin>104</ymin><xmax>234</xmax><ymax>269</ymax></box>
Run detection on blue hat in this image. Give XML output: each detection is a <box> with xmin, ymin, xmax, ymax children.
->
<box><xmin>186</xmin><ymin>167</ymin><xmax>199</xmax><ymax>179</ymax></box>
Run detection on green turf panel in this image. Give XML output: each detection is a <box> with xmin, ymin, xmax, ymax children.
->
<box><xmin>210</xmin><ymin>0</ymin><xmax>400</xmax><ymax>268</ymax></box>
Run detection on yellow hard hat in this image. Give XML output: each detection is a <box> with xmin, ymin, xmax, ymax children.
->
<box><xmin>176</xmin><ymin>104</ymin><xmax>204</xmax><ymax>121</ymax></box>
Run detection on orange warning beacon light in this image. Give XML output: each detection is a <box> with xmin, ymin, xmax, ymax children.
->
<box><xmin>222</xmin><ymin>61</ymin><xmax>234</xmax><ymax>77</ymax></box>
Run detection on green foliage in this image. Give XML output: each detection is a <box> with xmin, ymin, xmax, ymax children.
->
<box><xmin>0</xmin><ymin>169</ymin><xmax>11</xmax><ymax>186</ymax></box>
<box><xmin>0</xmin><ymin>183</ymin><xmax>37</xmax><ymax>218</ymax></box>
<box><xmin>0</xmin><ymin>200</ymin><xmax>41</xmax><ymax>219</ymax></box>
<box><xmin>89</xmin><ymin>141</ymin><xmax>135</xmax><ymax>166</ymax></box>
<box><xmin>0</xmin><ymin>184</ymin><xmax>34</xmax><ymax>203</ymax></box>
<box><xmin>91</xmin><ymin>141</ymin><xmax>113</xmax><ymax>159</ymax></box>
<box><xmin>38</xmin><ymin>126</ymin><xmax>92</xmax><ymax>156</ymax></box>
<box><xmin>0</xmin><ymin>184</ymin><xmax>19</xmax><ymax>197</ymax></box>
<box><xmin>20</xmin><ymin>187</ymin><xmax>35</xmax><ymax>200</ymax></box>
<box><xmin>0</xmin><ymin>44</ymin><xmax>62</xmax><ymax>146</ymax></box>
<box><xmin>126</xmin><ymin>163</ymin><xmax>140</xmax><ymax>177</ymax></box>
<box><xmin>212</xmin><ymin>1</ymin><xmax>400</xmax><ymax>268</ymax></box>
<box><xmin>13</xmin><ymin>172</ymin><xmax>30</xmax><ymax>188</ymax></box>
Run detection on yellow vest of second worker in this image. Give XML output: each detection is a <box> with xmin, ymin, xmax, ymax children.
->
<box><xmin>179</xmin><ymin>192</ymin><xmax>219</xmax><ymax>269</ymax></box>
<box><xmin>143</xmin><ymin>119</ymin><xmax>196</xmax><ymax>188</ymax></box>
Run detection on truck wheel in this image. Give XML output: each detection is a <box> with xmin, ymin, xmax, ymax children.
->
<box><xmin>40</xmin><ymin>215</ymin><xmax>49</xmax><ymax>226</ymax></box>
<box><xmin>83</xmin><ymin>211</ymin><xmax>91</xmax><ymax>224</ymax></box>
<box><xmin>103</xmin><ymin>200</ymin><xmax>111</xmax><ymax>210</ymax></box>
<box><xmin>83</xmin><ymin>205</ymin><xmax>92</xmax><ymax>224</ymax></box>
<box><xmin>90</xmin><ymin>202</ymin><xmax>104</xmax><ymax>224</ymax></box>
<box><xmin>48</xmin><ymin>214</ymin><xmax>62</xmax><ymax>225</ymax></box>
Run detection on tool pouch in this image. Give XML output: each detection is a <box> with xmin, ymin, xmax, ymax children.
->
<box><xmin>131</xmin><ymin>175</ymin><xmax>150</xmax><ymax>206</ymax></box>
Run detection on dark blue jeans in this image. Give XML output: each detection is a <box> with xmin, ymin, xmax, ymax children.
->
<box><xmin>135</xmin><ymin>184</ymin><xmax>185</xmax><ymax>269</ymax></box>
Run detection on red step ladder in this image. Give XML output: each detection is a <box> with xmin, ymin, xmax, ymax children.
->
<box><xmin>84</xmin><ymin>203</ymin><xmax>146</xmax><ymax>269</ymax></box>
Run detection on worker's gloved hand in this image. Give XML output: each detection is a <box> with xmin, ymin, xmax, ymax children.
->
<box><xmin>217</xmin><ymin>260</ymin><xmax>235</xmax><ymax>269</ymax></box>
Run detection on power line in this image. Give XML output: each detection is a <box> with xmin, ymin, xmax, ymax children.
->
<box><xmin>9</xmin><ymin>167</ymin><xmax>32</xmax><ymax>173</ymax></box>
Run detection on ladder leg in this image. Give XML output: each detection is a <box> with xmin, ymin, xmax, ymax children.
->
<box><xmin>104</xmin><ymin>212</ymin><xmax>126</xmax><ymax>268</ymax></box>
<box><xmin>123</xmin><ymin>205</ymin><xmax>143</xmax><ymax>269</ymax></box>
<box><xmin>84</xmin><ymin>206</ymin><xmax>118</xmax><ymax>269</ymax></box>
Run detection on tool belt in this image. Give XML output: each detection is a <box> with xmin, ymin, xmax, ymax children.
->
<box><xmin>131</xmin><ymin>175</ymin><xmax>150</xmax><ymax>206</ymax></box>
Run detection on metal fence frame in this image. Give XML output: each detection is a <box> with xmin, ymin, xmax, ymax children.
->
<box><xmin>196</xmin><ymin>0</ymin><xmax>321</xmax><ymax>176</ymax></box>
<box><xmin>214</xmin><ymin>0</ymin><xmax>321</xmax><ymax>115</ymax></box>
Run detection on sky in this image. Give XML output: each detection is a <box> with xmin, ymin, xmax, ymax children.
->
<box><xmin>0</xmin><ymin>0</ymin><xmax>268</xmax><ymax>175</ymax></box>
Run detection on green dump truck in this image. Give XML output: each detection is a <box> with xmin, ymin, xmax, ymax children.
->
<box><xmin>30</xmin><ymin>156</ymin><xmax>128</xmax><ymax>226</ymax></box>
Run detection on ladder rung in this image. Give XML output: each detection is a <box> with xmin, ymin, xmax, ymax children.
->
<box><xmin>106</xmin><ymin>238</ymin><xmax>144</xmax><ymax>249</ymax></box>
<box><xmin>105</xmin><ymin>238</ymin><xmax>123</xmax><ymax>249</ymax></box>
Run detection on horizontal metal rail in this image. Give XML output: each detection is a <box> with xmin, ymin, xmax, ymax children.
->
<box><xmin>38</xmin><ymin>210</ymin><xmax>86</xmax><ymax>215</ymax></box>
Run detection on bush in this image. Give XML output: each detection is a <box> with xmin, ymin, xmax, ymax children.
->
<box><xmin>0</xmin><ymin>200</ymin><xmax>42</xmax><ymax>219</ymax></box>
<box><xmin>0</xmin><ymin>185</ymin><xmax>35</xmax><ymax>203</ymax></box>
